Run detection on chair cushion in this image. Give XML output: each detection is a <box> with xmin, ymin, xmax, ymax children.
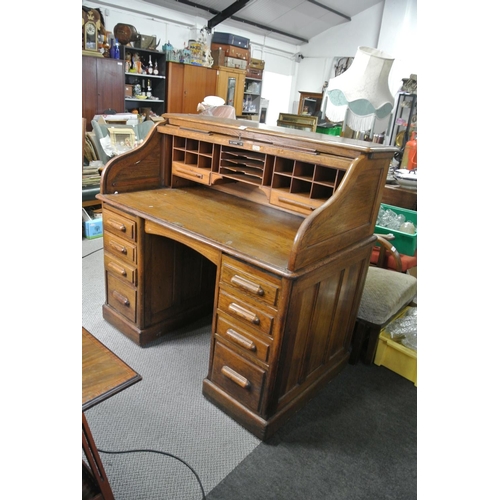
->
<box><xmin>358</xmin><ymin>267</ymin><xmax>417</xmax><ymax>325</ymax></box>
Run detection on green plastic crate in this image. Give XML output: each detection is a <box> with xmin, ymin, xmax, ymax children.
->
<box><xmin>375</xmin><ymin>203</ymin><xmax>417</xmax><ymax>256</ymax></box>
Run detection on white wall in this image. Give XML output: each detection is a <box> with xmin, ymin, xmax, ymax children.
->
<box><xmin>291</xmin><ymin>0</ymin><xmax>417</xmax><ymax>114</ymax></box>
<box><xmin>82</xmin><ymin>0</ymin><xmax>416</xmax><ymax>123</ymax></box>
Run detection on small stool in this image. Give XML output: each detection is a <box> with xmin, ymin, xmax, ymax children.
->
<box><xmin>349</xmin><ymin>266</ymin><xmax>417</xmax><ymax>365</ymax></box>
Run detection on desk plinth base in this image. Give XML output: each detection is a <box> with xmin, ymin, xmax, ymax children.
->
<box><xmin>102</xmin><ymin>302</ymin><xmax>213</xmax><ymax>347</ymax></box>
<box><xmin>202</xmin><ymin>352</ymin><xmax>349</xmax><ymax>440</ymax></box>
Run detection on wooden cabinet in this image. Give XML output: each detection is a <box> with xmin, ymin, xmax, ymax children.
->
<box><xmin>165</xmin><ymin>62</ymin><xmax>217</xmax><ymax>114</ymax></box>
<box><xmin>298</xmin><ymin>91</ymin><xmax>323</xmax><ymax>116</ymax></box>
<box><xmin>82</xmin><ymin>56</ymin><xmax>125</xmax><ymax>131</ymax></box>
<box><xmin>214</xmin><ymin>66</ymin><xmax>245</xmax><ymax>115</ymax></box>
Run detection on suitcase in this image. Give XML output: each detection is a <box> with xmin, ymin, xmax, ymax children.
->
<box><xmin>246</xmin><ymin>67</ymin><xmax>263</xmax><ymax>80</ymax></box>
<box><xmin>212</xmin><ymin>50</ymin><xmax>248</xmax><ymax>69</ymax></box>
<box><xmin>211</xmin><ymin>43</ymin><xmax>250</xmax><ymax>61</ymax></box>
<box><xmin>211</xmin><ymin>32</ymin><xmax>250</xmax><ymax>49</ymax></box>
<box><xmin>249</xmin><ymin>58</ymin><xmax>265</xmax><ymax>70</ymax></box>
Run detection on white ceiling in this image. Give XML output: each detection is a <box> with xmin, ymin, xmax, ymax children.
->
<box><xmin>142</xmin><ymin>0</ymin><xmax>382</xmax><ymax>45</ymax></box>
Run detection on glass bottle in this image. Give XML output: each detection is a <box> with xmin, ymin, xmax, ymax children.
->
<box><xmin>153</xmin><ymin>60</ymin><xmax>159</xmax><ymax>75</ymax></box>
<box><xmin>148</xmin><ymin>55</ymin><xmax>153</xmax><ymax>74</ymax></box>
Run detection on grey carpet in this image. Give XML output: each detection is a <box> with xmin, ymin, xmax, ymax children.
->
<box><xmin>83</xmin><ymin>237</ymin><xmax>417</xmax><ymax>500</ymax></box>
<box><xmin>207</xmin><ymin>361</ymin><xmax>417</xmax><ymax>500</ymax></box>
<box><xmin>82</xmin><ymin>238</ymin><xmax>260</xmax><ymax>500</ymax></box>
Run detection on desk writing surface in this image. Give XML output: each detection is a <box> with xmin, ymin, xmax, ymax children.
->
<box><xmin>82</xmin><ymin>327</ymin><xmax>142</xmax><ymax>411</ymax></box>
<box><xmin>102</xmin><ymin>186</ymin><xmax>305</xmax><ymax>273</ymax></box>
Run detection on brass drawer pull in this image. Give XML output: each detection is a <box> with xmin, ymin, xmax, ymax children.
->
<box><xmin>176</xmin><ymin>168</ymin><xmax>204</xmax><ymax>179</ymax></box>
<box><xmin>110</xmin><ymin>241</ymin><xmax>127</xmax><ymax>255</ymax></box>
<box><xmin>231</xmin><ymin>275</ymin><xmax>264</xmax><ymax>296</ymax></box>
<box><xmin>221</xmin><ymin>365</ymin><xmax>250</xmax><ymax>389</ymax></box>
<box><xmin>278</xmin><ymin>197</ymin><xmax>314</xmax><ymax>211</ymax></box>
<box><xmin>112</xmin><ymin>290</ymin><xmax>130</xmax><ymax>306</ymax></box>
<box><xmin>229</xmin><ymin>303</ymin><xmax>260</xmax><ymax>325</ymax></box>
<box><xmin>108</xmin><ymin>261</ymin><xmax>127</xmax><ymax>277</ymax></box>
<box><xmin>226</xmin><ymin>328</ymin><xmax>256</xmax><ymax>351</ymax></box>
<box><xmin>109</xmin><ymin>219</ymin><xmax>127</xmax><ymax>232</ymax></box>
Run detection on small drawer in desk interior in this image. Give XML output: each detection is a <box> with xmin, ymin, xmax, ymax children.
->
<box><xmin>172</xmin><ymin>162</ymin><xmax>211</xmax><ymax>185</ymax></box>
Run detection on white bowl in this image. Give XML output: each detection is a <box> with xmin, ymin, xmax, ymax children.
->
<box><xmin>394</xmin><ymin>169</ymin><xmax>417</xmax><ymax>190</ymax></box>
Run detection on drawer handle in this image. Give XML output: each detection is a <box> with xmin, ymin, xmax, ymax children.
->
<box><xmin>108</xmin><ymin>261</ymin><xmax>127</xmax><ymax>277</ymax></box>
<box><xmin>110</xmin><ymin>241</ymin><xmax>127</xmax><ymax>255</ymax></box>
<box><xmin>221</xmin><ymin>365</ymin><xmax>250</xmax><ymax>389</ymax></box>
<box><xmin>109</xmin><ymin>219</ymin><xmax>127</xmax><ymax>232</ymax></box>
<box><xmin>226</xmin><ymin>328</ymin><xmax>256</xmax><ymax>351</ymax></box>
<box><xmin>277</xmin><ymin>197</ymin><xmax>314</xmax><ymax>211</ymax></box>
<box><xmin>231</xmin><ymin>275</ymin><xmax>264</xmax><ymax>296</ymax></box>
<box><xmin>229</xmin><ymin>303</ymin><xmax>260</xmax><ymax>325</ymax></box>
<box><xmin>112</xmin><ymin>290</ymin><xmax>130</xmax><ymax>306</ymax></box>
<box><xmin>176</xmin><ymin>168</ymin><xmax>204</xmax><ymax>179</ymax></box>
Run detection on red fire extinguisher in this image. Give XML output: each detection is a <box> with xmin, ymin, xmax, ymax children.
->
<box><xmin>401</xmin><ymin>132</ymin><xmax>417</xmax><ymax>170</ymax></box>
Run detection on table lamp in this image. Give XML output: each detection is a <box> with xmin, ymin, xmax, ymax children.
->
<box><xmin>324</xmin><ymin>46</ymin><xmax>395</xmax><ymax>139</ymax></box>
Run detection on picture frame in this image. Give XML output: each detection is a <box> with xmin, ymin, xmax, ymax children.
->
<box><xmin>109</xmin><ymin>128</ymin><xmax>136</xmax><ymax>155</ymax></box>
<box><xmin>277</xmin><ymin>113</ymin><xmax>318</xmax><ymax>132</ymax></box>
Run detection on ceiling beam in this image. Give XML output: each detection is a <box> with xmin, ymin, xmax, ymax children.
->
<box><xmin>173</xmin><ymin>0</ymin><xmax>309</xmax><ymax>43</ymax></box>
<box><xmin>305</xmin><ymin>0</ymin><xmax>351</xmax><ymax>21</ymax></box>
<box><xmin>207</xmin><ymin>0</ymin><xmax>253</xmax><ymax>30</ymax></box>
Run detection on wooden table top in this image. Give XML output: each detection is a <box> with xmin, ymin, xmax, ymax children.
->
<box><xmin>82</xmin><ymin>327</ymin><xmax>142</xmax><ymax>411</ymax></box>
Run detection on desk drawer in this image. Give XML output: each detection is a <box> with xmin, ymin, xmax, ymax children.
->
<box><xmin>104</xmin><ymin>254</ymin><xmax>137</xmax><ymax>285</ymax></box>
<box><xmin>172</xmin><ymin>162</ymin><xmax>211</xmax><ymax>185</ymax></box>
<box><xmin>218</xmin><ymin>289</ymin><xmax>275</xmax><ymax>337</ymax></box>
<box><xmin>220</xmin><ymin>255</ymin><xmax>281</xmax><ymax>307</ymax></box>
<box><xmin>216</xmin><ymin>312</ymin><xmax>271</xmax><ymax>364</ymax></box>
<box><xmin>107</xmin><ymin>274</ymin><xmax>137</xmax><ymax>322</ymax></box>
<box><xmin>104</xmin><ymin>233</ymin><xmax>137</xmax><ymax>265</ymax></box>
<box><xmin>103</xmin><ymin>210</ymin><xmax>137</xmax><ymax>242</ymax></box>
<box><xmin>211</xmin><ymin>341</ymin><xmax>265</xmax><ymax>413</ymax></box>
<box><xmin>269</xmin><ymin>190</ymin><xmax>322</xmax><ymax>216</ymax></box>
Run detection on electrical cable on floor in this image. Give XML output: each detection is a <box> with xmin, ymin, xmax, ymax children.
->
<box><xmin>97</xmin><ymin>447</ymin><xmax>206</xmax><ymax>500</ymax></box>
<box><xmin>82</xmin><ymin>247</ymin><xmax>103</xmax><ymax>258</ymax></box>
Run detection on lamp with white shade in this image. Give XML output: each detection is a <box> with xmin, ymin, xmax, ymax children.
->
<box><xmin>324</xmin><ymin>46</ymin><xmax>395</xmax><ymax>140</ymax></box>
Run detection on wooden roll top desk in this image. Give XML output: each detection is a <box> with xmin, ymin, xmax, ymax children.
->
<box><xmin>97</xmin><ymin>114</ymin><xmax>396</xmax><ymax>439</ymax></box>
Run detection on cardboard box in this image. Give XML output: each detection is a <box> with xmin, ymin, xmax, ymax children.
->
<box><xmin>125</xmin><ymin>84</ymin><xmax>133</xmax><ymax>97</ymax></box>
<box><xmin>82</xmin><ymin>208</ymin><xmax>103</xmax><ymax>239</ymax></box>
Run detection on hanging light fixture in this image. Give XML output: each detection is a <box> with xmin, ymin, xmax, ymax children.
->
<box><xmin>325</xmin><ymin>46</ymin><xmax>395</xmax><ymax>138</ymax></box>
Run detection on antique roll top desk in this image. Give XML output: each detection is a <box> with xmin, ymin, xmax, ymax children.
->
<box><xmin>97</xmin><ymin>114</ymin><xmax>396</xmax><ymax>439</ymax></box>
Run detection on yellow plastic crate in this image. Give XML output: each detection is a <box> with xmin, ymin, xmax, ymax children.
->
<box><xmin>374</xmin><ymin>313</ymin><xmax>417</xmax><ymax>387</ymax></box>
